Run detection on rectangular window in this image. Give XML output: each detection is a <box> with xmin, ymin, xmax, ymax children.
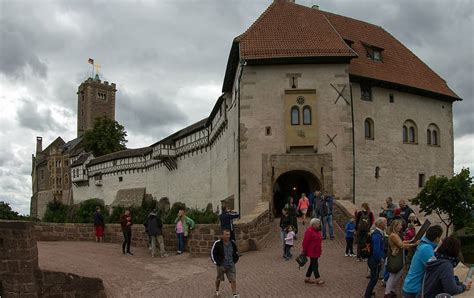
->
<box><xmin>361</xmin><ymin>84</ymin><xmax>372</xmax><ymax>101</ymax></box>
<box><xmin>418</xmin><ymin>173</ymin><xmax>425</xmax><ymax>188</ymax></box>
<box><xmin>373</xmin><ymin>50</ymin><xmax>381</xmax><ymax>61</ymax></box>
<box><xmin>389</xmin><ymin>94</ymin><xmax>394</xmax><ymax>103</ymax></box>
<box><xmin>119</xmin><ymin>176</ymin><xmax>123</xmax><ymax>182</ymax></box>
<box><xmin>97</xmin><ymin>92</ymin><xmax>107</xmax><ymax>100</ymax></box>
<box><xmin>265</xmin><ymin>126</ymin><xmax>272</xmax><ymax>136</ymax></box>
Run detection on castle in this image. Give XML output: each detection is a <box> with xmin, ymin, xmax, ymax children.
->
<box><xmin>31</xmin><ymin>0</ymin><xmax>460</xmax><ymax>219</ymax></box>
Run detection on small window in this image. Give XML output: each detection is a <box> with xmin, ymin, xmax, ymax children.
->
<box><xmin>389</xmin><ymin>94</ymin><xmax>394</xmax><ymax>103</ymax></box>
<box><xmin>409</xmin><ymin>127</ymin><xmax>415</xmax><ymax>143</ymax></box>
<box><xmin>418</xmin><ymin>173</ymin><xmax>425</xmax><ymax>188</ymax></box>
<box><xmin>427</xmin><ymin>129</ymin><xmax>432</xmax><ymax>145</ymax></box>
<box><xmin>119</xmin><ymin>176</ymin><xmax>123</xmax><ymax>182</ymax></box>
<box><xmin>291</xmin><ymin>106</ymin><xmax>300</xmax><ymax>125</ymax></box>
<box><xmin>373</xmin><ymin>50</ymin><xmax>381</xmax><ymax>61</ymax></box>
<box><xmin>427</xmin><ymin>123</ymin><xmax>440</xmax><ymax>146</ymax></box>
<box><xmin>303</xmin><ymin>106</ymin><xmax>311</xmax><ymax>125</ymax></box>
<box><xmin>375</xmin><ymin>166</ymin><xmax>380</xmax><ymax>178</ymax></box>
<box><xmin>403</xmin><ymin>126</ymin><xmax>408</xmax><ymax>142</ymax></box>
<box><xmin>97</xmin><ymin>92</ymin><xmax>107</xmax><ymax>100</ymax></box>
<box><xmin>403</xmin><ymin>120</ymin><xmax>418</xmax><ymax>144</ymax></box>
<box><xmin>364</xmin><ymin>118</ymin><xmax>374</xmax><ymax>140</ymax></box>
<box><xmin>265</xmin><ymin>126</ymin><xmax>271</xmax><ymax>136</ymax></box>
<box><xmin>361</xmin><ymin>84</ymin><xmax>372</xmax><ymax>101</ymax></box>
<box><xmin>432</xmin><ymin>130</ymin><xmax>438</xmax><ymax>145</ymax></box>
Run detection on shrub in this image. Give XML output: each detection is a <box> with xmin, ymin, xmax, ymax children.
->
<box><xmin>43</xmin><ymin>200</ymin><xmax>69</xmax><ymax>223</ymax></box>
<box><xmin>186</xmin><ymin>207</ymin><xmax>218</xmax><ymax>224</ymax></box>
<box><xmin>108</xmin><ymin>197</ymin><xmax>157</xmax><ymax>224</ymax></box>
<box><xmin>164</xmin><ymin>202</ymin><xmax>186</xmax><ymax>224</ymax></box>
<box><xmin>75</xmin><ymin>198</ymin><xmax>108</xmax><ymax>223</ymax></box>
<box><xmin>0</xmin><ymin>201</ymin><xmax>21</xmax><ymax>220</ymax></box>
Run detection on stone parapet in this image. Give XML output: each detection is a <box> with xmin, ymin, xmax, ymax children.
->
<box><xmin>332</xmin><ymin>199</ymin><xmax>356</xmax><ymax>228</ymax></box>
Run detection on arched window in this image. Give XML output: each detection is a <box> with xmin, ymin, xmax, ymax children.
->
<box><xmin>427</xmin><ymin>123</ymin><xmax>440</xmax><ymax>146</ymax></box>
<box><xmin>432</xmin><ymin>130</ymin><xmax>438</xmax><ymax>145</ymax></box>
<box><xmin>403</xmin><ymin>120</ymin><xmax>417</xmax><ymax>144</ymax></box>
<box><xmin>303</xmin><ymin>106</ymin><xmax>311</xmax><ymax>125</ymax></box>
<box><xmin>427</xmin><ymin>129</ymin><xmax>432</xmax><ymax>145</ymax></box>
<box><xmin>364</xmin><ymin>118</ymin><xmax>374</xmax><ymax>140</ymax></box>
<box><xmin>291</xmin><ymin>106</ymin><xmax>300</xmax><ymax>125</ymax></box>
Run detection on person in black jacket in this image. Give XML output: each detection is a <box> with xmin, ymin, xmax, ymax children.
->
<box><xmin>93</xmin><ymin>206</ymin><xmax>105</xmax><ymax>243</ymax></box>
<box><xmin>144</xmin><ymin>209</ymin><xmax>168</xmax><ymax>258</ymax></box>
<box><xmin>219</xmin><ymin>206</ymin><xmax>240</xmax><ymax>241</ymax></box>
<box><xmin>279</xmin><ymin>208</ymin><xmax>291</xmax><ymax>258</ymax></box>
<box><xmin>211</xmin><ymin>229</ymin><xmax>239</xmax><ymax>298</ymax></box>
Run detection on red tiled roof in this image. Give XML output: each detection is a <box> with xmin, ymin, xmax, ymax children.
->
<box><xmin>226</xmin><ymin>0</ymin><xmax>459</xmax><ymax>100</ymax></box>
<box><xmin>237</xmin><ymin>0</ymin><xmax>356</xmax><ymax>60</ymax></box>
<box><xmin>321</xmin><ymin>11</ymin><xmax>459</xmax><ymax>99</ymax></box>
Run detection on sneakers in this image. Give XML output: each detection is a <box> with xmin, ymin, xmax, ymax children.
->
<box><xmin>345</xmin><ymin>253</ymin><xmax>349</xmax><ymax>257</ymax></box>
<box><xmin>161</xmin><ymin>253</ymin><xmax>169</xmax><ymax>258</ymax></box>
<box><xmin>233</xmin><ymin>294</ymin><xmax>239</xmax><ymax>298</ymax></box>
<box><xmin>176</xmin><ymin>250</ymin><xmax>183</xmax><ymax>255</ymax></box>
<box><xmin>126</xmin><ymin>251</ymin><xmax>134</xmax><ymax>256</ymax></box>
<box><xmin>350</xmin><ymin>254</ymin><xmax>357</xmax><ymax>257</ymax></box>
<box><xmin>215</xmin><ymin>290</ymin><xmax>219</xmax><ymax>297</ymax></box>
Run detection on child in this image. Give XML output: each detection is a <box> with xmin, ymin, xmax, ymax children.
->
<box><xmin>345</xmin><ymin>216</ymin><xmax>356</xmax><ymax>257</ymax></box>
<box><xmin>283</xmin><ymin>225</ymin><xmax>296</xmax><ymax>260</ymax></box>
<box><xmin>404</xmin><ymin>223</ymin><xmax>416</xmax><ymax>242</ymax></box>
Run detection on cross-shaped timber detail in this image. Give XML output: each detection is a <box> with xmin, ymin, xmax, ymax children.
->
<box><xmin>326</xmin><ymin>134</ymin><xmax>338</xmax><ymax>147</ymax></box>
<box><xmin>330</xmin><ymin>83</ymin><xmax>350</xmax><ymax>105</ymax></box>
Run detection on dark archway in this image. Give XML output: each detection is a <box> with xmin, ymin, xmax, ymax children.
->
<box><xmin>273</xmin><ymin>170</ymin><xmax>321</xmax><ymax>217</ymax></box>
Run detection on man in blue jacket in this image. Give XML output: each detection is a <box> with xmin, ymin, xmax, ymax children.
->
<box><xmin>364</xmin><ymin>217</ymin><xmax>387</xmax><ymax>298</ymax></box>
<box><xmin>402</xmin><ymin>225</ymin><xmax>443</xmax><ymax>297</ymax></box>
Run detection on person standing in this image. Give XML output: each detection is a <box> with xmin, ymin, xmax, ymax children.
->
<box><xmin>344</xmin><ymin>216</ymin><xmax>356</xmax><ymax>257</ymax></box>
<box><xmin>402</xmin><ymin>225</ymin><xmax>443</xmax><ymax>297</ymax></box>
<box><xmin>380</xmin><ymin>197</ymin><xmax>396</xmax><ymax>225</ymax></box>
<box><xmin>364</xmin><ymin>217</ymin><xmax>387</xmax><ymax>298</ymax></box>
<box><xmin>219</xmin><ymin>206</ymin><xmax>240</xmax><ymax>241</ymax></box>
<box><xmin>321</xmin><ymin>192</ymin><xmax>334</xmax><ymax>240</ymax></box>
<box><xmin>283</xmin><ymin>225</ymin><xmax>296</xmax><ymax>260</ymax></box>
<box><xmin>356</xmin><ymin>203</ymin><xmax>375</xmax><ymax>261</ymax></box>
<box><xmin>279</xmin><ymin>208</ymin><xmax>291</xmax><ymax>257</ymax></box>
<box><xmin>93</xmin><ymin>206</ymin><xmax>105</xmax><ymax>243</ymax></box>
<box><xmin>144</xmin><ymin>209</ymin><xmax>168</xmax><ymax>258</ymax></box>
<box><xmin>211</xmin><ymin>229</ymin><xmax>240</xmax><ymax>298</ymax></box>
<box><xmin>302</xmin><ymin>218</ymin><xmax>324</xmax><ymax>285</ymax></box>
<box><xmin>398</xmin><ymin>199</ymin><xmax>414</xmax><ymax>225</ymax></box>
<box><xmin>175</xmin><ymin>208</ymin><xmax>195</xmax><ymax>254</ymax></box>
<box><xmin>285</xmin><ymin>197</ymin><xmax>298</xmax><ymax>234</ymax></box>
<box><xmin>120</xmin><ymin>209</ymin><xmax>133</xmax><ymax>256</ymax></box>
<box><xmin>298</xmin><ymin>193</ymin><xmax>310</xmax><ymax>225</ymax></box>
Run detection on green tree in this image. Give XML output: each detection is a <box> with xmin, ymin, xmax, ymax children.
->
<box><xmin>83</xmin><ymin>117</ymin><xmax>127</xmax><ymax>157</ymax></box>
<box><xmin>411</xmin><ymin>168</ymin><xmax>474</xmax><ymax>237</ymax></box>
<box><xmin>43</xmin><ymin>200</ymin><xmax>69</xmax><ymax>223</ymax></box>
<box><xmin>0</xmin><ymin>201</ymin><xmax>20</xmax><ymax>220</ymax></box>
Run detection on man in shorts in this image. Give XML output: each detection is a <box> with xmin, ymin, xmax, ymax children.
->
<box><xmin>211</xmin><ymin>229</ymin><xmax>239</xmax><ymax>297</ymax></box>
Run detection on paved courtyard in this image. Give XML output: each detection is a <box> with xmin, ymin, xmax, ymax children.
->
<box><xmin>38</xmin><ymin>220</ymin><xmax>388</xmax><ymax>297</ymax></box>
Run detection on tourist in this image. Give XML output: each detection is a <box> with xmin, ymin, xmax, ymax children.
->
<box><xmin>175</xmin><ymin>208</ymin><xmax>195</xmax><ymax>254</ymax></box>
<box><xmin>279</xmin><ymin>208</ymin><xmax>291</xmax><ymax>257</ymax></box>
<box><xmin>384</xmin><ymin>219</ymin><xmax>419</xmax><ymax>297</ymax></box>
<box><xmin>407</xmin><ymin>212</ymin><xmax>421</xmax><ymax>226</ymax></box>
<box><xmin>298</xmin><ymin>193</ymin><xmax>310</xmax><ymax>225</ymax></box>
<box><xmin>404</xmin><ymin>223</ymin><xmax>416</xmax><ymax>242</ymax></box>
<box><xmin>307</xmin><ymin>191</ymin><xmax>315</xmax><ymax>219</ymax></box>
<box><xmin>219</xmin><ymin>206</ymin><xmax>240</xmax><ymax>241</ymax></box>
<box><xmin>321</xmin><ymin>192</ymin><xmax>334</xmax><ymax>240</ymax></box>
<box><xmin>120</xmin><ymin>209</ymin><xmax>133</xmax><ymax>255</ymax></box>
<box><xmin>302</xmin><ymin>218</ymin><xmax>324</xmax><ymax>285</ymax></box>
<box><xmin>211</xmin><ymin>229</ymin><xmax>239</xmax><ymax>298</ymax></box>
<box><xmin>398</xmin><ymin>199</ymin><xmax>414</xmax><ymax>225</ymax></box>
<box><xmin>356</xmin><ymin>203</ymin><xmax>375</xmax><ymax>261</ymax></box>
<box><xmin>402</xmin><ymin>225</ymin><xmax>443</xmax><ymax>297</ymax></box>
<box><xmin>344</xmin><ymin>216</ymin><xmax>356</xmax><ymax>257</ymax></box>
<box><xmin>285</xmin><ymin>197</ymin><xmax>298</xmax><ymax>234</ymax></box>
<box><xmin>283</xmin><ymin>225</ymin><xmax>296</xmax><ymax>260</ymax></box>
<box><xmin>93</xmin><ymin>206</ymin><xmax>105</xmax><ymax>243</ymax></box>
<box><xmin>380</xmin><ymin>197</ymin><xmax>396</xmax><ymax>224</ymax></box>
<box><xmin>422</xmin><ymin>236</ymin><xmax>471</xmax><ymax>297</ymax></box>
<box><xmin>364</xmin><ymin>217</ymin><xmax>387</xmax><ymax>298</ymax></box>
<box><xmin>144</xmin><ymin>209</ymin><xmax>167</xmax><ymax>258</ymax></box>
<box><xmin>312</xmin><ymin>191</ymin><xmax>324</xmax><ymax>219</ymax></box>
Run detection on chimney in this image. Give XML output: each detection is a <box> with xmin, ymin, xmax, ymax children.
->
<box><xmin>36</xmin><ymin>137</ymin><xmax>42</xmax><ymax>155</ymax></box>
<box><xmin>312</xmin><ymin>4</ymin><xmax>319</xmax><ymax>9</ymax></box>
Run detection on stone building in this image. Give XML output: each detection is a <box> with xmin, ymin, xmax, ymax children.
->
<box><xmin>30</xmin><ymin>76</ymin><xmax>116</xmax><ymax>218</ymax></box>
<box><xmin>64</xmin><ymin>1</ymin><xmax>461</xmax><ymax>217</ymax></box>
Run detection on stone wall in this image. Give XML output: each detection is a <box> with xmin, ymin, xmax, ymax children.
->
<box><xmin>0</xmin><ymin>220</ymin><xmax>105</xmax><ymax>298</ymax></box>
<box><xmin>34</xmin><ymin>204</ymin><xmax>271</xmax><ymax>257</ymax></box>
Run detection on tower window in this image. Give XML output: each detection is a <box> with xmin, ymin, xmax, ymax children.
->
<box><xmin>403</xmin><ymin>120</ymin><xmax>418</xmax><ymax>144</ymax></box>
<box><xmin>427</xmin><ymin>123</ymin><xmax>440</xmax><ymax>146</ymax></box>
<box><xmin>389</xmin><ymin>94</ymin><xmax>394</xmax><ymax>103</ymax></box>
<box><xmin>418</xmin><ymin>173</ymin><xmax>425</xmax><ymax>188</ymax></box>
<box><xmin>265</xmin><ymin>126</ymin><xmax>272</xmax><ymax>136</ymax></box>
<box><xmin>302</xmin><ymin>106</ymin><xmax>311</xmax><ymax>125</ymax></box>
<box><xmin>97</xmin><ymin>92</ymin><xmax>107</xmax><ymax>100</ymax></box>
<box><xmin>291</xmin><ymin>106</ymin><xmax>300</xmax><ymax>125</ymax></box>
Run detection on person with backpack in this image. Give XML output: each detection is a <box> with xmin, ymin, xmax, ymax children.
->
<box><xmin>356</xmin><ymin>203</ymin><xmax>375</xmax><ymax>261</ymax></box>
<box><xmin>211</xmin><ymin>229</ymin><xmax>240</xmax><ymax>298</ymax></box>
<box><xmin>144</xmin><ymin>209</ymin><xmax>168</xmax><ymax>258</ymax></box>
<box><xmin>364</xmin><ymin>217</ymin><xmax>387</xmax><ymax>298</ymax></box>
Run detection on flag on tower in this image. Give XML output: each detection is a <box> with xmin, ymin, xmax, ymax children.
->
<box><xmin>88</xmin><ymin>58</ymin><xmax>94</xmax><ymax>65</ymax></box>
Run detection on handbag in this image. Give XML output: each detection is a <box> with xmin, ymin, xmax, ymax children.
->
<box><xmin>296</xmin><ymin>253</ymin><xmax>308</xmax><ymax>269</ymax></box>
<box><xmin>387</xmin><ymin>245</ymin><xmax>404</xmax><ymax>273</ymax></box>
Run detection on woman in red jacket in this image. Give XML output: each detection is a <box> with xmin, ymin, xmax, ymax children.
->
<box><xmin>302</xmin><ymin>218</ymin><xmax>324</xmax><ymax>285</ymax></box>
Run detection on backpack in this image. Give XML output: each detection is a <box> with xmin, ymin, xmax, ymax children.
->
<box><xmin>358</xmin><ymin>211</ymin><xmax>371</xmax><ymax>232</ymax></box>
<box><xmin>360</xmin><ymin>232</ymin><xmax>373</xmax><ymax>259</ymax></box>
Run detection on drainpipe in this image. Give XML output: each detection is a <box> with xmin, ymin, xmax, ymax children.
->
<box><xmin>350</xmin><ymin>83</ymin><xmax>356</xmax><ymax>204</ymax></box>
<box><xmin>237</xmin><ymin>58</ymin><xmax>246</xmax><ymax>215</ymax></box>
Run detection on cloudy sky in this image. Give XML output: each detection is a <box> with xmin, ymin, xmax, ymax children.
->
<box><xmin>1</xmin><ymin>0</ymin><xmax>473</xmax><ymax>215</ymax></box>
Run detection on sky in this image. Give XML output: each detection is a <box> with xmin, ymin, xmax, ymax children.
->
<box><xmin>0</xmin><ymin>0</ymin><xmax>473</xmax><ymax>215</ymax></box>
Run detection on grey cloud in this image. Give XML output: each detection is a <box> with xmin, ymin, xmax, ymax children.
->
<box><xmin>16</xmin><ymin>98</ymin><xmax>66</xmax><ymax>132</ymax></box>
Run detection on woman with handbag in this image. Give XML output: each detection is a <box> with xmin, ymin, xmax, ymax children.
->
<box><xmin>384</xmin><ymin>219</ymin><xmax>419</xmax><ymax>297</ymax></box>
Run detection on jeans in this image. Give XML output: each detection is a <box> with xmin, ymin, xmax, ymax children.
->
<box><xmin>345</xmin><ymin>237</ymin><xmax>354</xmax><ymax>254</ymax></box>
<box><xmin>364</xmin><ymin>259</ymin><xmax>381</xmax><ymax>298</ymax></box>
<box><xmin>280</xmin><ymin>231</ymin><xmax>287</xmax><ymax>256</ymax></box>
<box><xmin>122</xmin><ymin>229</ymin><xmax>132</xmax><ymax>253</ymax></box>
<box><xmin>402</xmin><ymin>290</ymin><xmax>419</xmax><ymax>298</ymax></box>
<box><xmin>177</xmin><ymin>233</ymin><xmax>185</xmax><ymax>252</ymax></box>
<box><xmin>305</xmin><ymin>257</ymin><xmax>320</xmax><ymax>279</ymax></box>
<box><xmin>150</xmin><ymin>235</ymin><xmax>166</xmax><ymax>257</ymax></box>
<box><xmin>284</xmin><ymin>244</ymin><xmax>293</xmax><ymax>259</ymax></box>
<box><xmin>321</xmin><ymin>214</ymin><xmax>334</xmax><ymax>239</ymax></box>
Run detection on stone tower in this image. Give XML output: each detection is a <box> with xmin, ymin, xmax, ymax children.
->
<box><xmin>77</xmin><ymin>75</ymin><xmax>117</xmax><ymax>137</ymax></box>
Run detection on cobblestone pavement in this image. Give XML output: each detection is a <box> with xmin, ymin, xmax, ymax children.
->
<box><xmin>38</xmin><ymin>220</ymin><xmax>390</xmax><ymax>297</ymax></box>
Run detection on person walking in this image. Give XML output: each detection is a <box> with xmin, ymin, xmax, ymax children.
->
<box><xmin>219</xmin><ymin>206</ymin><xmax>240</xmax><ymax>241</ymax></box>
<box><xmin>279</xmin><ymin>208</ymin><xmax>291</xmax><ymax>257</ymax></box>
<box><xmin>285</xmin><ymin>197</ymin><xmax>298</xmax><ymax>234</ymax></box>
<box><xmin>144</xmin><ymin>209</ymin><xmax>168</xmax><ymax>258</ymax></box>
<box><xmin>302</xmin><ymin>218</ymin><xmax>324</xmax><ymax>285</ymax></box>
<box><xmin>422</xmin><ymin>236</ymin><xmax>471</xmax><ymax>298</ymax></box>
<box><xmin>93</xmin><ymin>206</ymin><xmax>105</xmax><ymax>243</ymax></box>
<box><xmin>175</xmin><ymin>208</ymin><xmax>195</xmax><ymax>254</ymax></box>
<box><xmin>356</xmin><ymin>203</ymin><xmax>375</xmax><ymax>261</ymax></box>
<box><xmin>298</xmin><ymin>193</ymin><xmax>310</xmax><ymax>225</ymax></box>
<box><xmin>120</xmin><ymin>209</ymin><xmax>133</xmax><ymax>255</ymax></box>
<box><xmin>384</xmin><ymin>219</ymin><xmax>419</xmax><ymax>298</ymax></box>
<box><xmin>283</xmin><ymin>225</ymin><xmax>296</xmax><ymax>260</ymax></box>
<box><xmin>211</xmin><ymin>229</ymin><xmax>240</xmax><ymax>298</ymax></box>
<box><xmin>321</xmin><ymin>192</ymin><xmax>335</xmax><ymax>240</ymax></box>
<box><xmin>402</xmin><ymin>225</ymin><xmax>443</xmax><ymax>297</ymax></box>
<box><xmin>344</xmin><ymin>216</ymin><xmax>356</xmax><ymax>257</ymax></box>
<box><xmin>364</xmin><ymin>217</ymin><xmax>387</xmax><ymax>298</ymax></box>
